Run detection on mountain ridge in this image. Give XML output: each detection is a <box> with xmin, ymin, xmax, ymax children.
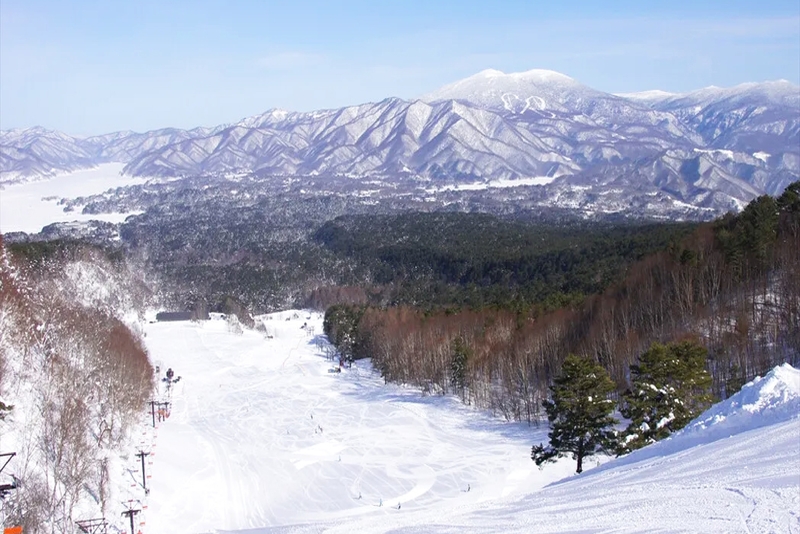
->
<box><xmin>1</xmin><ymin>69</ymin><xmax>798</xmax><ymax>218</ymax></box>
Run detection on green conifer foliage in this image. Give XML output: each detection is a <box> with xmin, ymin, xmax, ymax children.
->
<box><xmin>0</xmin><ymin>400</ymin><xmax>12</xmax><ymax>421</ymax></box>
<box><xmin>531</xmin><ymin>354</ymin><xmax>618</xmax><ymax>473</ymax></box>
<box><xmin>618</xmin><ymin>340</ymin><xmax>714</xmax><ymax>453</ymax></box>
<box><xmin>450</xmin><ymin>337</ymin><xmax>471</xmax><ymax>401</ymax></box>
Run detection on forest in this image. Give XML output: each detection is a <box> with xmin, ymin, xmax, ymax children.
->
<box><xmin>311</xmin><ymin>212</ymin><xmax>695</xmax><ymax>310</ymax></box>
<box><xmin>8</xmin><ymin>189</ymin><xmax>699</xmax><ymax>316</ymax></box>
<box><xmin>324</xmin><ymin>183</ymin><xmax>800</xmax><ymax>424</ymax></box>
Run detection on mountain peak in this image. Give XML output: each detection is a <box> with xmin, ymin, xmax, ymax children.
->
<box><xmin>660</xmin><ymin>79</ymin><xmax>800</xmax><ymax>108</ymax></box>
<box><xmin>509</xmin><ymin>68</ymin><xmax>576</xmax><ymax>82</ymax></box>
<box><xmin>475</xmin><ymin>68</ymin><xmax>505</xmax><ymax>78</ymax></box>
<box><xmin>615</xmin><ymin>89</ymin><xmax>679</xmax><ymax>102</ymax></box>
<box><xmin>471</xmin><ymin>68</ymin><xmax>576</xmax><ymax>83</ymax></box>
<box><xmin>236</xmin><ymin>108</ymin><xmax>291</xmax><ymax>128</ymax></box>
<box><xmin>423</xmin><ymin>68</ymin><xmax>579</xmax><ymax>100</ymax></box>
<box><xmin>420</xmin><ymin>68</ymin><xmax>591</xmax><ymax>113</ymax></box>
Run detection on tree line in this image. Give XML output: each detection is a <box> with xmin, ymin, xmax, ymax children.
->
<box><xmin>324</xmin><ymin>183</ymin><xmax>800</xmax><ymax>425</ymax></box>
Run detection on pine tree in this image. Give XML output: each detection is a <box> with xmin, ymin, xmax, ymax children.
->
<box><xmin>0</xmin><ymin>400</ymin><xmax>12</xmax><ymax>421</ymax></box>
<box><xmin>618</xmin><ymin>340</ymin><xmax>713</xmax><ymax>454</ymax></box>
<box><xmin>450</xmin><ymin>337</ymin><xmax>470</xmax><ymax>400</ymax></box>
<box><xmin>531</xmin><ymin>354</ymin><xmax>618</xmax><ymax>474</ymax></box>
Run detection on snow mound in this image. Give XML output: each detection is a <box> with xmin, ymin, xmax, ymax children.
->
<box><xmin>684</xmin><ymin>363</ymin><xmax>800</xmax><ymax>437</ymax></box>
<box><xmin>587</xmin><ymin>363</ymin><xmax>800</xmax><ymax>475</ymax></box>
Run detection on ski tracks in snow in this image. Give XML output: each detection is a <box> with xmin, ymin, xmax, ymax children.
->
<box><xmin>140</xmin><ymin>313</ymin><xmax>540</xmax><ymax>533</ymax></box>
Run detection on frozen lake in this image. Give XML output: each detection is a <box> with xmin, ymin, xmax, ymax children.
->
<box><xmin>0</xmin><ymin>163</ymin><xmax>145</xmax><ymax>234</ymax></box>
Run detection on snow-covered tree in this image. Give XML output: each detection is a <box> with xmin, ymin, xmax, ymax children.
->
<box><xmin>618</xmin><ymin>340</ymin><xmax>713</xmax><ymax>454</ymax></box>
<box><xmin>0</xmin><ymin>399</ymin><xmax>12</xmax><ymax>420</ymax></box>
<box><xmin>532</xmin><ymin>354</ymin><xmax>618</xmax><ymax>473</ymax></box>
<box><xmin>0</xmin><ymin>239</ymin><xmax>154</xmax><ymax>531</ymax></box>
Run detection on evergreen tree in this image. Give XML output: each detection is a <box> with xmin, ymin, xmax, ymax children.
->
<box><xmin>725</xmin><ymin>364</ymin><xmax>746</xmax><ymax>399</ymax></box>
<box><xmin>450</xmin><ymin>337</ymin><xmax>470</xmax><ymax>400</ymax></box>
<box><xmin>323</xmin><ymin>304</ymin><xmax>364</xmax><ymax>363</ymax></box>
<box><xmin>618</xmin><ymin>340</ymin><xmax>714</xmax><ymax>454</ymax></box>
<box><xmin>0</xmin><ymin>400</ymin><xmax>12</xmax><ymax>421</ymax></box>
<box><xmin>531</xmin><ymin>354</ymin><xmax>618</xmax><ymax>473</ymax></box>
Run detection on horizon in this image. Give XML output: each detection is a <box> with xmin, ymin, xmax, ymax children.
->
<box><xmin>5</xmin><ymin>70</ymin><xmax>799</xmax><ymax>138</ymax></box>
<box><xmin>2</xmin><ymin>0</ymin><xmax>799</xmax><ymax>135</ymax></box>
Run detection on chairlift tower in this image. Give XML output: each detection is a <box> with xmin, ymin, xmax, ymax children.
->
<box><xmin>136</xmin><ymin>450</ymin><xmax>151</xmax><ymax>494</ymax></box>
<box><xmin>76</xmin><ymin>517</ymin><xmax>109</xmax><ymax>534</ymax></box>
<box><xmin>121</xmin><ymin>506</ymin><xmax>141</xmax><ymax>534</ymax></box>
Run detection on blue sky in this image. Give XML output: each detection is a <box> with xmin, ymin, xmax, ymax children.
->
<box><xmin>1</xmin><ymin>0</ymin><xmax>798</xmax><ymax>135</ymax></box>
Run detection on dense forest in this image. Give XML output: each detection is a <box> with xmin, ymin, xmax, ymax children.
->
<box><xmin>9</xmin><ymin>188</ymin><xmax>698</xmax><ymax>315</ymax></box>
<box><xmin>324</xmin><ymin>183</ymin><xmax>800</xmax><ymax>423</ymax></box>
<box><xmin>311</xmin><ymin>213</ymin><xmax>695</xmax><ymax>310</ymax></box>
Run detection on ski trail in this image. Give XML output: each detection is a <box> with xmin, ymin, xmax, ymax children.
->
<box><xmin>141</xmin><ymin>312</ymin><xmax>547</xmax><ymax>533</ymax></box>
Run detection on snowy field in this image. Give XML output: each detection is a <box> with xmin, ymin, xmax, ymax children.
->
<box><xmin>423</xmin><ymin>175</ymin><xmax>557</xmax><ymax>194</ymax></box>
<box><xmin>133</xmin><ymin>311</ymin><xmax>800</xmax><ymax>533</ymax></box>
<box><xmin>0</xmin><ymin>163</ymin><xmax>145</xmax><ymax>233</ymax></box>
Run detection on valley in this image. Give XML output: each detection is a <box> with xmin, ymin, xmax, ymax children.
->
<box><xmin>1</xmin><ymin>21</ymin><xmax>798</xmax><ymax>532</ymax></box>
<box><xmin>2</xmin><ymin>70</ymin><xmax>798</xmax><ymax>223</ymax></box>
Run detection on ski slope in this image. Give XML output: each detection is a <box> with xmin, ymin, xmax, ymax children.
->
<box><xmin>138</xmin><ymin>312</ymin><xmax>566</xmax><ymax>533</ymax></box>
<box><xmin>137</xmin><ymin>311</ymin><xmax>800</xmax><ymax>533</ymax></box>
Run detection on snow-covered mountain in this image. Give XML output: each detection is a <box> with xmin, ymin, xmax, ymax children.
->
<box><xmin>1</xmin><ymin>69</ymin><xmax>798</xmax><ymax>217</ymax></box>
<box><xmin>0</xmin><ymin>127</ymin><xmax>96</xmax><ymax>181</ymax></box>
<box><xmin>122</xmin><ymin>98</ymin><xmax>582</xmax><ymax>181</ymax></box>
<box><xmin>627</xmin><ymin>80</ymin><xmax>800</xmax><ymax>196</ymax></box>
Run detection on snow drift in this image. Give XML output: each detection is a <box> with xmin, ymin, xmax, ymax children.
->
<box><xmin>685</xmin><ymin>363</ymin><xmax>800</xmax><ymax>437</ymax></box>
<box><xmin>583</xmin><ymin>362</ymin><xmax>800</xmax><ymax>477</ymax></box>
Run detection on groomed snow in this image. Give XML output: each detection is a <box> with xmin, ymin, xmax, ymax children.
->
<box><xmin>137</xmin><ymin>313</ymin><xmax>800</xmax><ymax>533</ymax></box>
<box><xmin>139</xmin><ymin>312</ymin><xmax>570</xmax><ymax>533</ymax></box>
<box><xmin>0</xmin><ymin>163</ymin><xmax>146</xmax><ymax>234</ymax></box>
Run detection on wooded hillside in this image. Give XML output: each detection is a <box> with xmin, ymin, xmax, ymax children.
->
<box><xmin>324</xmin><ymin>183</ymin><xmax>800</xmax><ymax>423</ymax></box>
<box><xmin>0</xmin><ymin>236</ymin><xmax>154</xmax><ymax>532</ymax></box>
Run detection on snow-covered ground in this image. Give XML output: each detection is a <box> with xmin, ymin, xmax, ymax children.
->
<box><xmin>135</xmin><ymin>312</ymin><xmax>568</xmax><ymax>533</ymax></box>
<box><xmin>0</xmin><ymin>163</ymin><xmax>145</xmax><ymax>233</ymax></box>
<box><xmin>422</xmin><ymin>175</ymin><xmax>557</xmax><ymax>194</ymax></box>
<box><xmin>134</xmin><ymin>311</ymin><xmax>800</xmax><ymax>533</ymax></box>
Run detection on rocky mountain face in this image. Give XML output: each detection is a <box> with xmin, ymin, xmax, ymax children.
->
<box><xmin>1</xmin><ymin>69</ymin><xmax>798</xmax><ymax>218</ymax></box>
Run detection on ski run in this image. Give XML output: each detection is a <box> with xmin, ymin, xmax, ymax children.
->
<box><xmin>99</xmin><ymin>310</ymin><xmax>800</xmax><ymax>533</ymax></box>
